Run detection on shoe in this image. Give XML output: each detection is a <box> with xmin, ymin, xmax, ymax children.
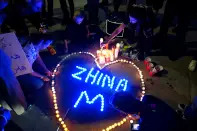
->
<box><xmin>149</xmin><ymin>65</ymin><xmax>163</xmax><ymax>76</ymax></box>
<box><xmin>176</xmin><ymin>109</ymin><xmax>183</xmax><ymax>116</ymax></box>
<box><xmin>188</xmin><ymin>60</ymin><xmax>197</xmax><ymax>72</ymax></box>
<box><xmin>178</xmin><ymin>104</ymin><xmax>187</xmax><ymax>111</ymax></box>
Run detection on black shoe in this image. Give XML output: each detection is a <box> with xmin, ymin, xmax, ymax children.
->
<box><xmin>178</xmin><ymin>104</ymin><xmax>187</xmax><ymax>111</ymax></box>
<box><xmin>168</xmin><ymin>46</ymin><xmax>185</xmax><ymax>61</ymax></box>
<box><xmin>176</xmin><ymin>109</ymin><xmax>183</xmax><ymax>117</ymax></box>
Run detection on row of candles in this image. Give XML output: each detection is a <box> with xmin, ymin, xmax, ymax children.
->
<box><xmin>97</xmin><ymin>38</ymin><xmax>120</xmax><ymax>64</ymax></box>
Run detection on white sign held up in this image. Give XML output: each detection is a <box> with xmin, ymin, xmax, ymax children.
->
<box><xmin>0</xmin><ymin>32</ymin><xmax>32</xmax><ymax>76</ymax></box>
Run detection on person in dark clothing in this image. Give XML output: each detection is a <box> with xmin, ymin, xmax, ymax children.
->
<box><xmin>59</xmin><ymin>0</ymin><xmax>74</xmax><ymax>25</ymax></box>
<box><xmin>159</xmin><ymin>0</ymin><xmax>195</xmax><ymax>60</ymax></box>
<box><xmin>110</xmin><ymin>92</ymin><xmax>186</xmax><ymax>131</ymax></box>
<box><xmin>42</xmin><ymin>0</ymin><xmax>53</xmax><ymax>23</ymax></box>
<box><xmin>101</xmin><ymin>0</ymin><xmax>108</xmax><ymax>5</ymax></box>
<box><xmin>113</xmin><ymin>0</ymin><xmax>123</xmax><ymax>13</ymax></box>
<box><xmin>1</xmin><ymin>0</ymin><xmax>46</xmax><ymax>35</ymax></box>
<box><xmin>0</xmin><ymin>49</ymin><xmax>27</xmax><ymax>115</ymax></box>
<box><xmin>0</xmin><ymin>1</ymin><xmax>29</xmax><ymax>35</ymax></box>
<box><xmin>64</xmin><ymin>10</ymin><xmax>90</xmax><ymax>52</ymax></box>
<box><xmin>114</xmin><ymin>0</ymin><xmax>136</xmax><ymax>13</ymax></box>
<box><xmin>87</xmin><ymin>0</ymin><xmax>99</xmax><ymax>25</ymax></box>
<box><xmin>102</xmin><ymin>4</ymin><xmax>155</xmax><ymax>60</ymax></box>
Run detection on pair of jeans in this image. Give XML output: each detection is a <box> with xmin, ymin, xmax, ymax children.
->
<box><xmin>17</xmin><ymin>74</ymin><xmax>43</xmax><ymax>93</ymax></box>
<box><xmin>59</xmin><ymin>0</ymin><xmax>74</xmax><ymax>23</ymax></box>
<box><xmin>42</xmin><ymin>0</ymin><xmax>53</xmax><ymax>19</ymax></box>
<box><xmin>159</xmin><ymin>0</ymin><xmax>189</xmax><ymax>47</ymax></box>
<box><xmin>87</xmin><ymin>0</ymin><xmax>99</xmax><ymax>25</ymax></box>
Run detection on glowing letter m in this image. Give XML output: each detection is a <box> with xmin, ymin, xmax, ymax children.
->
<box><xmin>73</xmin><ymin>91</ymin><xmax>104</xmax><ymax>111</ymax></box>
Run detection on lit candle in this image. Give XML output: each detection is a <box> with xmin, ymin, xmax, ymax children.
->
<box><xmin>110</xmin><ymin>51</ymin><xmax>114</xmax><ymax>61</ymax></box>
<box><xmin>102</xmin><ymin>49</ymin><xmax>107</xmax><ymax>56</ymax></box>
<box><xmin>115</xmin><ymin>43</ymin><xmax>120</xmax><ymax>59</ymax></box>
<box><xmin>97</xmin><ymin>50</ymin><xmax>101</xmax><ymax>57</ymax></box>
<box><xmin>105</xmin><ymin>51</ymin><xmax>110</xmax><ymax>62</ymax></box>
<box><xmin>100</xmin><ymin>38</ymin><xmax>104</xmax><ymax>48</ymax></box>
<box><xmin>99</xmin><ymin>56</ymin><xmax>105</xmax><ymax>64</ymax></box>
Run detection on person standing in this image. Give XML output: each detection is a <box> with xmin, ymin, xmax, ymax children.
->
<box><xmin>159</xmin><ymin>0</ymin><xmax>195</xmax><ymax>60</ymax></box>
<box><xmin>64</xmin><ymin>10</ymin><xmax>90</xmax><ymax>52</ymax></box>
<box><xmin>59</xmin><ymin>0</ymin><xmax>74</xmax><ymax>25</ymax></box>
<box><xmin>42</xmin><ymin>0</ymin><xmax>54</xmax><ymax>24</ymax></box>
<box><xmin>87</xmin><ymin>0</ymin><xmax>99</xmax><ymax>25</ymax></box>
<box><xmin>102</xmin><ymin>4</ymin><xmax>154</xmax><ymax>60</ymax></box>
<box><xmin>17</xmin><ymin>35</ymin><xmax>53</xmax><ymax>93</ymax></box>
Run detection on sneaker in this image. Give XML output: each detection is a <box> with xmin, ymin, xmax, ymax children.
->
<box><xmin>188</xmin><ymin>60</ymin><xmax>197</xmax><ymax>72</ymax></box>
<box><xmin>178</xmin><ymin>104</ymin><xmax>187</xmax><ymax>111</ymax></box>
<box><xmin>176</xmin><ymin>109</ymin><xmax>183</xmax><ymax>116</ymax></box>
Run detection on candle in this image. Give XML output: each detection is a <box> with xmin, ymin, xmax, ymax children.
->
<box><xmin>105</xmin><ymin>51</ymin><xmax>110</xmax><ymax>62</ymax></box>
<box><xmin>99</xmin><ymin>56</ymin><xmax>105</xmax><ymax>64</ymax></box>
<box><xmin>112</xmin><ymin>47</ymin><xmax>115</xmax><ymax>56</ymax></box>
<box><xmin>116</xmin><ymin>43</ymin><xmax>120</xmax><ymax>50</ymax></box>
<box><xmin>102</xmin><ymin>49</ymin><xmax>107</xmax><ymax>56</ymax></box>
<box><xmin>115</xmin><ymin>43</ymin><xmax>120</xmax><ymax>59</ymax></box>
<box><xmin>100</xmin><ymin>38</ymin><xmax>104</xmax><ymax>48</ymax></box>
<box><xmin>110</xmin><ymin>51</ymin><xmax>114</xmax><ymax>61</ymax></box>
<box><xmin>97</xmin><ymin>50</ymin><xmax>101</xmax><ymax>57</ymax></box>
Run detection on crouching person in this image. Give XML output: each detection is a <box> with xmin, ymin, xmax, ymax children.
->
<box><xmin>17</xmin><ymin>34</ymin><xmax>53</xmax><ymax>93</ymax></box>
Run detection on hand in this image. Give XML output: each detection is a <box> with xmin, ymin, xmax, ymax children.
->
<box><xmin>45</xmin><ymin>70</ymin><xmax>52</xmax><ymax>77</ymax></box>
<box><xmin>41</xmin><ymin>76</ymin><xmax>50</xmax><ymax>82</ymax></box>
<box><xmin>39</xmin><ymin>27</ymin><xmax>47</xmax><ymax>34</ymax></box>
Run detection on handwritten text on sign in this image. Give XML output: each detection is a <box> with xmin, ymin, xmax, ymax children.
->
<box><xmin>0</xmin><ymin>32</ymin><xmax>32</xmax><ymax>76</ymax></box>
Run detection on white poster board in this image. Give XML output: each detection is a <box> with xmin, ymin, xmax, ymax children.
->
<box><xmin>0</xmin><ymin>32</ymin><xmax>33</xmax><ymax>76</ymax></box>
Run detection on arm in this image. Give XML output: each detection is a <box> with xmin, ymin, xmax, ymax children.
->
<box><xmin>35</xmin><ymin>54</ymin><xmax>50</xmax><ymax>74</ymax></box>
<box><xmin>31</xmin><ymin>71</ymin><xmax>43</xmax><ymax>78</ymax></box>
<box><xmin>31</xmin><ymin>71</ymin><xmax>50</xmax><ymax>81</ymax></box>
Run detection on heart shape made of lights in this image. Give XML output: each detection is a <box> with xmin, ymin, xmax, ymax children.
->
<box><xmin>50</xmin><ymin>52</ymin><xmax>146</xmax><ymax>131</ymax></box>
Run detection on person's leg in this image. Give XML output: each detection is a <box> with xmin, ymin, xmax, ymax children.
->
<box><xmin>4</xmin><ymin>7</ymin><xmax>29</xmax><ymax>35</ymax></box>
<box><xmin>128</xmin><ymin>0</ymin><xmax>136</xmax><ymax>6</ymax></box>
<box><xmin>26</xmin><ymin>13</ymin><xmax>42</xmax><ymax>30</ymax></box>
<box><xmin>68</xmin><ymin>0</ymin><xmax>74</xmax><ymax>19</ymax></box>
<box><xmin>176</xmin><ymin>8</ymin><xmax>189</xmax><ymax>48</ymax></box>
<box><xmin>101</xmin><ymin>0</ymin><xmax>108</xmax><ymax>5</ymax></box>
<box><xmin>17</xmin><ymin>74</ymin><xmax>44</xmax><ymax>93</ymax></box>
<box><xmin>47</xmin><ymin>0</ymin><xmax>54</xmax><ymax>19</ymax></box>
<box><xmin>159</xmin><ymin>0</ymin><xmax>175</xmax><ymax>42</ymax></box>
<box><xmin>42</xmin><ymin>0</ymin><xmax>46</xmax><ymax>18</ymax></box>
<box><xmin>59</xmin><ymin>0</ymin><xmax>70</xmax><ymax>24</ymax></box>
<box><xmin>87</xmin><ymin>0</ymin><xmax>99</xmax><ymax>25</ymax></box>
<box><xmin>113</xmin><ymin>0</ymin><xmax>122</xmax><ymax>13</ymax></box>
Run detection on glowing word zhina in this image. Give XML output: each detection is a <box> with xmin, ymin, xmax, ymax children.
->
<box><xmin>72</xmin><ymin>66</ymin><xmax>128</xmax><ymax>91</ymax></box>
<box><xmin>74</xmin><ymin>91</ymin><xmax>104</xmax><ymax>111</ymax></box>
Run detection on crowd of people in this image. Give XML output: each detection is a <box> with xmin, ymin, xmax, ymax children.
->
<box><xmin>0</xmin><ymin>0</ymin><xmax>197</xmax><ymax>130</ymax></box>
